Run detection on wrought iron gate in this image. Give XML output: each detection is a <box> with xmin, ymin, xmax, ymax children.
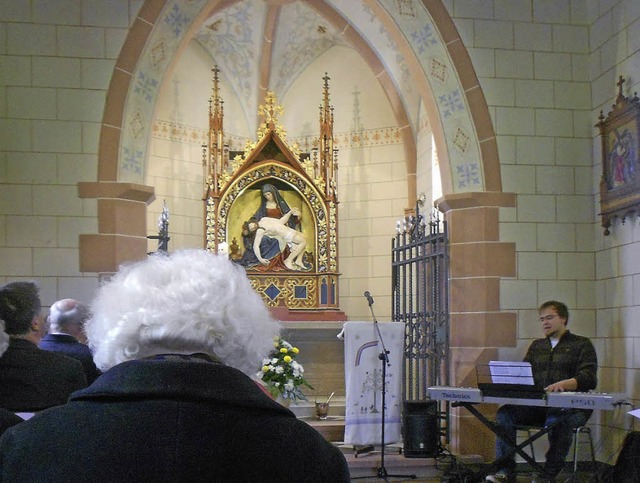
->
<box><xmin>392</xmin><ymin>204</ymin><xmax>450</xmax><ymax>442</ymax></box>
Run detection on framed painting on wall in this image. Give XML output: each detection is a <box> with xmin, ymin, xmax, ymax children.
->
<box><xmin>596</xmin><ymin>76</ymin><xmax>640</xmax><ymax>235</ymax></box>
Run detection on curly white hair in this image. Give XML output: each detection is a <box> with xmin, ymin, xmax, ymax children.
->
<box><xmin>86</xmin><ymin>250</ymin><xmax>281</xmax><ymax>375</ymax></box>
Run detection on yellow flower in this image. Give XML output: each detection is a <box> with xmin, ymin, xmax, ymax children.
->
<box><xmin>262</xmin><ymin>366</ymin><xmax>269</xmax><ymax>373</ymax></box>
<box><xmin>284</xmin><ymin>355</ymin><xmax>292</xmax><ymax>363</ymax></box>
<box><xmin>280</xmin><ymin>347</ymin><xmax>288</xmax><ymax>354</ymax></box>
<box><xmin>292</xmin><ymin>347</ymin><xmax>299</xmax><ymax>354</ymax></box>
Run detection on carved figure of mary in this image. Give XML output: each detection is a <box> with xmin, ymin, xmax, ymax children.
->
<box><xmin>238</xmin><ymin>184</ymin><xmax>301</xmax><ymax>271</ymax></box>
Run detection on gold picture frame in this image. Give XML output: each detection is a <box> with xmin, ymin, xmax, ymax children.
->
<box><xmin>596</xmin><ymin>76</ymin><xmax>640</xmax><ymax>235</ymax></box>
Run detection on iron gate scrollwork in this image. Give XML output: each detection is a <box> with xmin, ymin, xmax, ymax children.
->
<box><xmin>392</xmin><ymin>203</ymin><xmax>450</xmax><ymax>444</ymax></box>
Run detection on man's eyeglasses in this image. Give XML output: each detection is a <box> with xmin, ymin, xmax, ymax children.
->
<box><xmin>539</xmin><ymin>314</ymin><xmax>558</xmax><ymax>322</ymax></box>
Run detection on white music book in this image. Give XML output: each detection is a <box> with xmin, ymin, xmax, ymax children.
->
<box><xmin>488</xmin><ymin>361</ymin><xmax>535</xmax><ymax>385</ymax></box>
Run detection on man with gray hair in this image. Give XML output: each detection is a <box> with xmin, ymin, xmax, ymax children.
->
<box><xmin>39</xmin><ymin>299</ymin><xmax>101</xmax><ymax>384</ymax></box>
<box><xmin>0</xmin><ymin>282</ymin><xmax>87</xmax><ymax>412</ymax></box>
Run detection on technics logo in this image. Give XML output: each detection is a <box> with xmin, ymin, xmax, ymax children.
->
<box><xmin>442</xmin><ymin>391</ymin><xmax>471</xmax><ymax>399</ymax></box>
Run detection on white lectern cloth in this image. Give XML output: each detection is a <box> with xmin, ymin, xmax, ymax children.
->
<box><xmin>343</xmin><ymin>321</ymin><xmax>403</xmax><ymax>445</ymax></box>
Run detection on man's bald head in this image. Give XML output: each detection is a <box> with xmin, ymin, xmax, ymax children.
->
<box><xmin>48</xmin><ymin>299</ymin><xmax>90</xmax><ymax>343</ymax></box>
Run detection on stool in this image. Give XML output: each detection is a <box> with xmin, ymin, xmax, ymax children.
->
<box><xmin>572</xmin><ymin>426</ymin><xmax>596</xmax><ymax>476</ymax></box>
<box><xmin>518</xmin><ymin>425</ymin><xmax>597</xmax><ymax>479</ymax></box>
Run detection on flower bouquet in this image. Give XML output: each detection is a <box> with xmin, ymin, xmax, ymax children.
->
<box><xmin>257</xmin><ymin>336</ymin><xmax>314</xmax><ymax>403</ymax></box>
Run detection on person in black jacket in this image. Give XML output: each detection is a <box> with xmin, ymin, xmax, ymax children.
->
<box><xmin>0</xmin><ymin>325</ymin><xmax>24</xmax><ymax>436</ymax></box>
<box><xmin>0</xmin><ymin>250</ymin><xmax>350</xmax><ymax>482</ymax></box>
<box><xmin>0</xmin><ymin>282</ymin><xmax>87</xmax><ymax>412</ymax></box>
<box><xmin>486</xmin><ymin>301</ymin><xmax>598</xmax><ymax>483</ymax></box>
<box><xmin>39</xmin><ymin>299</ymin><xmax>101</xmax><ymax>383</ymax></box>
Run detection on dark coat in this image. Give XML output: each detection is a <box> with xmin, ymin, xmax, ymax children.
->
<box><xmin>0</xmin><ymin>339</ymin><xmax>87</xmax><ymax>411</ymax></box>
<box><xmin>39</xmin><ymin>333</ymin><xmax>102</xmax><ymax>383</ymax></box>
<box><xmin>0</xmin><ymin>409</ymin><xmax>22</xmax><ymax>437</ymax></box>
<box><xmin>0</xmin><ymin>356</ymin><xmax>350</xmax><ymax>482</ymax></box>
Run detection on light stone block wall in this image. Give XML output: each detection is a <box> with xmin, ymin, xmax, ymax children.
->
<box><xmin>580</xmin><ymin>0</ymin><xmax>640</xmax><ymax>447</ymax></box>
<box><xmin>0</xmin><ymin>0</ymin><xmax>135</xmax><ymax>307</ymax></box>
<box><xmin>450</xmin><ymin>0</ymin><xmax>596</xmax><ymax>350</ymax></box>
<box><xmin>447</xmin><ymin>0</ymin><xmax>640</xmax><ymax>460</ymax></box>
<box><xmin>337</xmin><ymin>142</ymin><xmax>408</xmax><ymax>320</ymax></box>
<box><xmin>146</xmin><ymin>138</ymin><xmax>206</xmax><ymax>252</ymax></box>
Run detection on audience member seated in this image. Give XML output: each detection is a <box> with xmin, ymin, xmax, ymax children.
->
<box><xmin>39</xmin><ymin>299</ymin><xmax>101</xmax><ymax>383</ymax></box>
<box><xmin>0</xmin><ymin>282</ymin><xmax>87</xmax><ymax>412</ymax></box>
<box><xmin>0</xmin><ymin>324</ymin><xmax>24</xmax><ymax>436</ymax></box>
<box><xmin>0</xmin><ymin>250</ymin><xmax>350</xmax><ymax>482</ymax></box>
<box><xmin>0</xmin><ymin>408</ymin><xmax>22</xmax><ymax>438</ymax></box>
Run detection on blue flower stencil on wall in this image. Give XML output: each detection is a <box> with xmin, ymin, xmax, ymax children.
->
<box><xmin>134</xmin><ymin>72</ymin><xmax>158</xmax><ymax>103</ymax></box>
<box><xmin>410</xmin><ymin>24</ymin><xmax>439</xmax><ymax>54</ymax></box>
<box><xmin>439</xmin><ymin>90</ymin><xmax>465</xmax><ymax>118</ymax></box>
<box><xmin>122</xmin><ymin>147</ymin><xmax>143</xmax><ymax>174</ymax></box>
<box><xmin>456</xmin><ymin>164</ymin><xmax>481</xmax><ymax>188</ymax></box>
<box><xmin>165</xmin><ymin>3</ymin><xmax>190</xmax><ymax>37</ymax></box>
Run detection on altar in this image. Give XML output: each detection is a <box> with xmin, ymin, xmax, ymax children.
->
<box><xmin>280</xmin><ymin>321</ymin><xmax>346</xmax><ymax>401</ymax></box>
<box><xmin>202</xmin><ymin>68</ymin><xmax>346</xmax><ymax>322</ymax></box>
<box><xmin>199</xmin><ymin>71</ymin><xmax>351</xmax><ymax>432</ymax></box>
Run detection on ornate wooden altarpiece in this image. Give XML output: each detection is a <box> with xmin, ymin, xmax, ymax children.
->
<box><xmin>203</xmin><ymin>68</ymin><xmax>345</xmax><ymax>321</ymax></box>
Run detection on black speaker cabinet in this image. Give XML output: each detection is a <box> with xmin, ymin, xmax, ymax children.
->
<box><xmin>402</xmin><ymin>400</ymin><xmax>439</xmax><ymax>458</ymax></box>
<box><xmin>612</xmin><ymin>431</ymin><xmax>640</xmax><ymax>482</ymax></box>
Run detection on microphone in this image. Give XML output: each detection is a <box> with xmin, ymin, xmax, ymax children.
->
<box><xmin>364</xmin><ymin>291</ymin><xmax>374</xmax><ymax>306</ymax></box>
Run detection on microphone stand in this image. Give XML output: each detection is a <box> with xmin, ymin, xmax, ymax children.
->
<box><xmin>353</xmin><ymin>292</ymin><xmax>416</xmax><ymax>482</ymax></box>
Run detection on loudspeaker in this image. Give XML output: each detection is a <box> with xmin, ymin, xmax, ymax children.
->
<box><xmin>611</xmin><ymin>431</ymin><xmax>640</xmax><ymax>482</ymax></box>
<box><xmin>402</xmin><ymin>400</ymin><xmax>439</xmax><ymax>458</ymax></box>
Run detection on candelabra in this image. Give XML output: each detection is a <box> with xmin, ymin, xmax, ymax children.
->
<box><xmin>147</xmin><ymin>201</ymin><xmax>170</xmax><ymax>253</ymax></box>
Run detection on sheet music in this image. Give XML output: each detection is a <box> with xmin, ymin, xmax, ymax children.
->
<box><xmin>488</xmin><ymin>361</ymin><xmax>534</xmax><ymax>385</ymax></box>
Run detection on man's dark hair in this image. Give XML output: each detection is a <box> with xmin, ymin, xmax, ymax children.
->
<box><xmin>0</xmin><ymin>282</ymin><xmax>42</xmax><ymax>335</ymax></box>
<box><xmin>242</xmin><ymin>218</ymin><xmax>259</xmax><ymax>235</ymax></box>
<box><xmin>539</xmin><ymin>300</ymin><xmax>569</xmax><ymax>325</ymax></box>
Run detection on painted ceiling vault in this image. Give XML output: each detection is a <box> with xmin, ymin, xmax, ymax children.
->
<box><xmin>194</xmin><ymin>0</ymin><xmax>421</xmax><ymax>139</ymax></box>
<box><xmin>120</xmin><ymin>0</ymin><xmax>487</xmax><ymax>194</ymax></box>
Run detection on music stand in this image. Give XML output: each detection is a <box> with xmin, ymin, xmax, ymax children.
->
<box><xmin>352</xmin><ymin>292</ymin><xmax>416</xmax><ymax>482</ymax></box>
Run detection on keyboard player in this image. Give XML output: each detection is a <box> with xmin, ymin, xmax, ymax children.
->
<box><xmin>486</xmin><ymin>301</ymin><xmax>597</xmax><ymax>483</ymax></box>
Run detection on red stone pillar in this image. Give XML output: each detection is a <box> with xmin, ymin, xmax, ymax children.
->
<box><xmin>436</xmin><ymin>191</ymin><xmax>517</xmax><ymax>460</ymax></box>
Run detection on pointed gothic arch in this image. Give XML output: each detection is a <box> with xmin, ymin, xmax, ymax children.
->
<box><xmin>77</xmin><ymin>1</ymin><xmax>516</xmax><ymax>458</ymax></box>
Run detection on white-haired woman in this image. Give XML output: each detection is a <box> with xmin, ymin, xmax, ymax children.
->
<box><xmin>0</xmin><ymin>250</ymin><xmax>350</xmax><ymax>482</ymax></box>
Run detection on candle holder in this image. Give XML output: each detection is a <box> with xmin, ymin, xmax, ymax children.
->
<box><xmin>314</xmin><ymin>402</ymin><xmax>329</xmax><ymax>420</ymax></box>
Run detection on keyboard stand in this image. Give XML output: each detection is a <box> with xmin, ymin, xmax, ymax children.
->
<box><xmin>452</xmin><ymin>401</ymin><xmax>565</xmax><ymax>480</ymax></box>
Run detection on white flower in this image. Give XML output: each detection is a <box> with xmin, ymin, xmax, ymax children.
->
<box><xmin>258</xmin><ymin>336</ymin><xmax>313</xmax><ymax>402</ymax></box>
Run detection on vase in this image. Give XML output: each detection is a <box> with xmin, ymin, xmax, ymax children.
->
<box><xmin>275</xmin><ymin>395</ymin><xmax>292</xmax><ymax>408</ymax></box>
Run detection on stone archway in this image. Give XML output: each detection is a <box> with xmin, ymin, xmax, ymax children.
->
<box><xmin>78</xmin><ymin>1</ymin><xmax>516</xmax><ymax>457</ymax></box>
